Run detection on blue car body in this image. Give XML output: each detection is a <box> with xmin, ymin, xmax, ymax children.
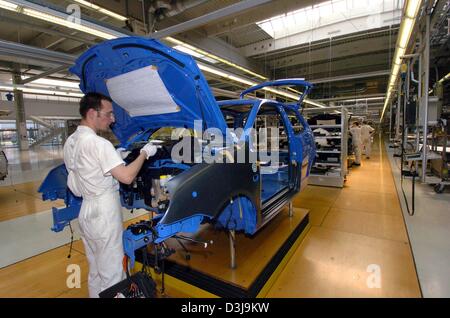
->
<box><xmin>38</xmin><ymin>37</ymin><xmax>315</xmax><ymax>261</ymax></box>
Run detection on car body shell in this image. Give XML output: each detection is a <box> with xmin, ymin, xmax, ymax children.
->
<box><xmin>38</xmin><ymin>37</ymin><xmax>316</xmax><ymax>253</ymax></box>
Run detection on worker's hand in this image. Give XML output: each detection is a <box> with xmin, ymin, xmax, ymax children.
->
<box><xmin>140</xmin><ymin>143</ymin><xmax>158</xmax><ymax>159</ymax></box>
<box><xmin>116</xmin><ymin>147</ymin><xmax>131</xmax><ymax>160</ymax></box>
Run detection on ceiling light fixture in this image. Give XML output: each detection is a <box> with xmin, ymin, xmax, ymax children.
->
<box><xmin>173</xmin><ymin>45</ymin><xmax>217</xmax><ymax>64</ymax></box>
<box><xmin>2</xmin><ymin>1</ymin><xmax>267</xmax><ymax>81</ymax></box>
<box><xmin>1</xmin><ymin>1</ymin><xmax>324</xmax><ymax>107</ymax></box>
<box><xmin>438</xmin><ymin>72</ymin><xmax>450</xmax><ymax>84</ymax></box>
<box><xmin>165</xmin><ymin>37</ymin><xmax>268</xmax><ymax>80</ymax></box>
<box><xmin>0</xmin><ymin>83</ymin><xmax>83</xmax><ymax>97</ymax></box>
<box><xmin>429</xmin><ymin>71</ymin><xmax>450</xmax><ymax>95</ymax></box>
<box><xmin>0</xmin><ymin>0</ymin><xmax>17</xmax><ymax>10</ymax></box>
<box><xmin>380</xmin><ymin>0</ymin><xmax>421</xmax><ymax>122</ymax></box>
<box><xmin>2</xmin><ymin>0</ymin><xmax>123</xmax><ymax>40</ymax></box>
<box><xmin>21</xmin><ymin>77</ymin><xmax>80</xmax><ymax>89</ymax></box>
<box><xmin>198</xmin><ymin>63</ymin><xmax>324</xmax><ymax>107</ymax></box>
<box><xmin>73</xmin><ymin>0</ymin><xmax>128</xmax><ymax>21</ymax></box>
<box><xmin>22</xmin><ymin>7</ymin><xmax>117</xmax><ymax>40</ymax></box>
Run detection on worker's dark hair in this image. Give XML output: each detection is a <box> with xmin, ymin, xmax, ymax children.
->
<box><xmin>79</xmin><ymin>92</ymin><xmax>113</xmax><ymax>119</ymax></box>
<box><xmin>354</xmin><ymin>121</ymin><xmax>360</xmax><ymax>126</ymax></box>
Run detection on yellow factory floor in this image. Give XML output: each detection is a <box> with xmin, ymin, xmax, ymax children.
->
<box><xmin>0</xmin><ymin>138</ymin><xmax>421</xmax><ymax>298</ymax></box>
<box><xmin>0</xmin><ymin>181</ymin><xmax>64</xmax><ymax>222</ymax></box>
<box><xmin>267</xmin><ymin>138</ymin><xmax>421</xmax><ymax>297</ymax></box>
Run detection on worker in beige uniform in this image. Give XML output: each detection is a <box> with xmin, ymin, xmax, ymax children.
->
<box><xmin>64</xmin><ymin>92</ymin><xmax>157</xmax><ymax>298</ymax></box>
<box><xmin>361</xmin><ymin>121</ymin><xmax>375</xmax><ymax>159</ymax></box>
<box><xmin>349</xmin><ymin>122</ymin><xmax>362</xmax><ymax>166</ymax></box>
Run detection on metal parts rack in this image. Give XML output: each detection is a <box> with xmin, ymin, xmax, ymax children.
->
<box><xmin>304</xmin><ymin>107</ymin><xmax>349</xmax><ymax>187</ymax></box>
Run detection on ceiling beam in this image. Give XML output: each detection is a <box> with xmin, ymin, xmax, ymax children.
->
<box><xmin>258</xmin><ymin>37</ymin><xmax>395</xmax><ymax>70</ymax></box>
<box><xmin>6</xmin><ymin>0</ymin><xmax>129</xmax><ymax>39</ymax></box>
<box><xmin>20</xmin><ymin>65</ymin><xmax>69</xmax><ymax>84</ymax></box>
<box><xmin>241</xmin><ymin>10</ymin><xmax>401</xmax><ymax>57</ymax></box>
<box><xmin>1</xmin><ymin>0</ymin><xmax>264</xmax><ymax>81</ymax></box>
<box><xmin>150</xmin><ymin>0</ymin><xmax>272</xmax><ymax>39</ymax></box>
<box><xmin>211</xmin><ymin>87</ymin><xmax>240</xmax><ymax>99</ymax></box>
<box><xmin>309</xmin><ymin>70</ymin><xmax>390</xmax><ymax>84</ymax></box>
<box><xmin>315</xmin><ymin>93</ymin><xmax>386</xmax><ymax>102</ymax></box>
<box><xmin>204</xmin><ymin>0</ymin><xmax>314</xmax><ymax>37</ymax></box>
<box><xmin>172</xmin><ymin>30</ymin><xmax>265</xmax><ymax>76</ymax></box>
<box><xmin>0</xmin><ymin>39</ymin><xmax>75</xmax><ymax>68</ymax></box>
<box><xmin>250</xmin><ymin>26</ymin><xmax>399</xmax><ymax>60</ymax></box>
<box><xmin>274</xmin><ymin>54</ymin><xmax>392</xmax><ymax>80</ymax></box>
<box><xmin>0</xmin><ymin>13</ymin><xmax>97</xmax><ymax>46</ymax></box>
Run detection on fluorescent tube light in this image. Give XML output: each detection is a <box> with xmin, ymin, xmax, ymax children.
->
<box><xmin>166</xmin><ymin>37</ymin><xmax>268</xmax><ymax>80</ymax></box>
<box><xmin>304</xmin><ymin>99</ymin><xmax>327</xmax><ymax>108</ymax></box>
<box><xmin>0</xmin><ymin>83</ymin><xmax>83</xmax><ymax>97</ymax></box>
<box><xmin>21</xmin><ymin>77</ymin><xmax>80</xmax><ymax>89</ymax></box>
<box><xmin>380</xmin><ymin>0</ymin><xmax>422</xmax><ymax>122</ymax></box>
<box><xmin>438</xmin><ymin>72</ymin><xmax>450</xmax><ymax>84</ymax></box>
<box><xmin>2</xmin><ymin>1</ymin><xmax>324</xmax><ymax>107</ymax></box>
<box><xmin>406</xmin><ymin>0</ymin><xmax>421</xmax><ymax>18</ymax></box>
<box><xmin>22</xmin><ymin>7</ymin><xmax>117</xmax><ymax>40</ymax></box>
<box><xmin>74</xmin><ymin>0</ymin><xmax>128</xmax><ymax>21</ymax></box>
<box><xmin>173</xmin><ymin>45</ymin><xmax>217</xmax><ymax>64</ymax></box>
<box><xmin>198</xmin><ymin>64</ymin><xmax>324</xmax><ymax>107</ymax></box>
<box><xmin>5</xmin><ymin>1</ymin><xmax>268</xmax><ymax>83</ymax></box>
<box><xmin>392</xmin><ymin>63</ymin><xmax>401</xmax><ymax>77</ymax></box>
<box><xmin>0</xmin><ymin>0</ymin><xmax>17</xmax><ymax>10</ymax></box>
<box><xmin>228</xmin><ymin>75</ymin><xmax>255</xmax><ymax>86</ymax></box>
<box><xmin>398</xmin><ymin>18</ymin><xmax>413</xmax><ymax>48</ymax></box>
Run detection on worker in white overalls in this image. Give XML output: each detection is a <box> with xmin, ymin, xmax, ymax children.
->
<box><xmin>64</xmin><ymin>92</ymin><xmax>157</xmax><ymax>297</ymax></box>
<box><xmin>361</xmin><ymin>121</ymin><xmax>375</xmax><ymax>159</ymax></box>
<box><xmin>349</xmin><ymin>121</ymin><xmax>362</xmax><ymax>166</ymax></box>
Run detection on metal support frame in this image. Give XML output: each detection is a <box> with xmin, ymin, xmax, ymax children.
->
<box><xmin>389</xmin><ymin>100</ymin><xmax>393</xmax><ymax>141</ymax></box>
<box><xmin>395</xmin><ymin>80</ymin><xmax>401</xmax><ymax>141</ymax></box>
<box><xmin>229</xmin><ymin>229</ymin><xmax>236</xmax><ymax>269</ymax></box>
<box><xmin>0</xmin><ymin>39</ymin><xmax>75</xmax><ymax>66</ymax></box>
<box><xmin>416</xmin><ymin>31</ymin><xmax>423</xmax><ymax>155</ymax></box>
<box><xmin>150</xmin><ymin>0</ymin><xmax>271</xmax><ymax>39</ymax></box>
<box><xmin>20</xmin><ymin>65</ymin><xmax>68</xmax><ymax>84</ymax></box>
<box><xmin>211</xmin><ymin>87</ymin><xmax>240</xmax><ymax>99</ymax></box>
<box><xmin>288</xmin><ymin>201</ymin><xmax>293</xmax><ymax>217</ymax></box>
<box><xmin>309</xmin><ymin>70</ymin><xmax>390</xmax><ymax>84</ymax></box>
<box><xmin>8</xmin><ymin>0</ymin><xmax>128</xmax><ymax>39</ymax></box>
<box><xmin>0</xmin><ymin>14</ymin><xmax>96</xmax><ymax>46</ymax></box>
<box><xmin>316</xmin><ymin>94</ymin><xmax>385</xmax><ymax>103</ymax></box>
<box><xmin>29</xmin><ymin>116</ymin><xmax>53</xmax><ymax>129</ymax></box>
<box><xmin>402</xmin><ymin>58</ymin><xmax>411</xmax><ymax>159</ymax></box>
<box><xmin>242</xmin><ymin>9</ymin><xmax>402</xmax><ymax>58</ymax></box>
<box><xmin>421</xmin><ymin>12</ymin><xmax>431</xmax><ymax>183</ymax></box>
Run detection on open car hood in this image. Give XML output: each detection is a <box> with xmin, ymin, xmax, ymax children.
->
<box><xmin>70</xmin><ymin>37</ymin><xmax>227</xmax><ymax>144</ymax></box>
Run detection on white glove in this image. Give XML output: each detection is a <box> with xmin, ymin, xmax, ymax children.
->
<box><xmin>116</xmin><ymin>147</ymin><xmax>131</xmax><ymax>159</ymax></box>
<box><xmin>140</xmin><ymin>143</ymin><xmax>158</xmax><ymax>159</ymax></box>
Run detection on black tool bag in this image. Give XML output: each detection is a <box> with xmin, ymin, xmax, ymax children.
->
<box><xmin>99</xmin><ymin>271</ymin><xmax>157</xmax><ymax>298</ymax></box>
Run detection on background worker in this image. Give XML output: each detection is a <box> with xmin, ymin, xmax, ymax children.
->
<box><xmin>361</xmin><ymin>121</ymin><xmax>375</xmax><ymax>159</ymax></box>
<box><xmin>349</xmin><ymin>121</ymin><xmax>362</xmax><ymax>166</ymax></box>
<box><xmin>64</xmin><ymin>92</ymin><xmax>157</xmax><ymax>298</ymax></box>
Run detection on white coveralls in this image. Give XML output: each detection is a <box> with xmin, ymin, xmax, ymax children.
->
<box><xmin>361</xmin><ymin>124</ymin><xmax>375</xmax><ymax>158</ymax></box>
<box><xmin>349</xmin><ymin>126</ymin><xmax>362</xmax><ymax>164</ymax></box>
<box><xmin>64</xmin><ymin>126</ymin><xmax>125</xmax><ymax>298</ymax></box>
